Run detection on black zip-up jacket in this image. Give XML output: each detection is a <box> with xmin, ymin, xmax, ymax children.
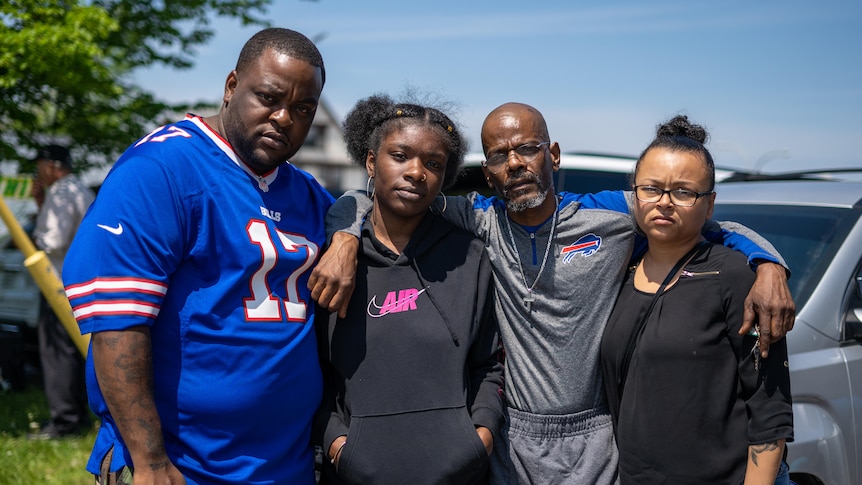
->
<box><xmin>316</xmin><ymin>212</ymin><xmax>504</xmax><ymax>485</ymax></box>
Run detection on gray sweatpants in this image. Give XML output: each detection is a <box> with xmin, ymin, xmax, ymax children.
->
<box><xmin>490</xmin><ymin>406</ymin><xmax>619</xmax><ymax>485</ymax></box>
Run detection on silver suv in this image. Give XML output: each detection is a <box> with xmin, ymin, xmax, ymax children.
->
<box><xmin>712</xmin><ymin>174</ymin><xmax>862</xmax><ymax>485</ymax></box>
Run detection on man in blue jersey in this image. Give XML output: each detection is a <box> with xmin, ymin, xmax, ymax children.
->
<box><xmin>63</xmin><ymin>28</ymin><xmax>334</xmax><ymax>485</ymax></box>
<box><xmin>310</xmin><ymin>102</ymin><xmax>795</xmax><ymax>484</ymax></box>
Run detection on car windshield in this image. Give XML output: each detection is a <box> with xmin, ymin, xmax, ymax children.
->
<box><xmin>712</xmin><ymin>204</ymin><xmax>859</xmax><ymax>309</ymax></box>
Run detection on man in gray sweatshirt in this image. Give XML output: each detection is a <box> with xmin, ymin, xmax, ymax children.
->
<box><xmin>311</xmin><ymin>102</ymin><xmax>794</xmax><ymax>484</ymax></box>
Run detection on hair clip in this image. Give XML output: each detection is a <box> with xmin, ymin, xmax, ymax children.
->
<box><xmin>396</xmin><ymin>109</ymin><xmax>403</xmax><ymax>116</ymax></box>
<box><xmin>447</xmin><ymin>125</ymin><xmax>453</xmax><ymax>132</ymax></box>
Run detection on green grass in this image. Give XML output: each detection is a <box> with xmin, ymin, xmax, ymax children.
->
<box><xmin>0</xmin><ymin>385</ymin><xmax>96</xmax><ymax>484</ymax></box>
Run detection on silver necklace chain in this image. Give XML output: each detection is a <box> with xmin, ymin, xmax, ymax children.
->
<box><xmin>503</xmin><ymin>197</ymin><xmax>558</xmax><ymax>312</ymax></box>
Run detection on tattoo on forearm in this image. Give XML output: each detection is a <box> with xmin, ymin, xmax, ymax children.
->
<box><xmin>148</xmin><ymin>460</ymin><xmax>170</xmax><ymax>471</ymax></box>
<box><xmin>749</xmin><ymin>441</ymin><xmax>780</xmax><ymax>466</ymax></box>
<box><xmin>95</xmin><ymin>330</ymin><xmax>165</xmax><ymax>460</ymax></box>
<box><xmin>136</xmin><ymin>418</ymin><xmax>167</xmax><ymax>455</ymax></box>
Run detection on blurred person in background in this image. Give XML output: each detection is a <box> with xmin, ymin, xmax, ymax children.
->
<box><xmin>28</xmin><ymin>143</ymin><xmax>95</xmax><ymax>440</ymax></box>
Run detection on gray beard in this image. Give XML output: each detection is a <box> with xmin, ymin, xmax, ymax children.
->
<box><xmin>506</xmin><ymin>185</ymin><xmax>549</xmax><ymax>213</ymax></box>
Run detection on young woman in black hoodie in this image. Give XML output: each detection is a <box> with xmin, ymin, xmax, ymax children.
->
<box><xmin>315</xmin><ymin>94</ymin><xmax>504</xmax><ymax>485</ymax></box>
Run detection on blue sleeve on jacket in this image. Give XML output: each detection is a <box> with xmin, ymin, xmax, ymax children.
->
<box><xmin>469</xmin><ymin>192</ymin><xmax>502</xmax><ymax>212</ymax></box>
<box><xmin>703</xmin><ymin>228</ymin><xmax>781</xmax><ymax>267</ymax></box>
<box><xmin>559</xmin><ymin>190</ymin><xmax>630</xmax><ymax>213</ymax></box>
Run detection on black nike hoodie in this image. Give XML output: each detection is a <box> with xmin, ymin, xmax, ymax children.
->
<box><xmin>316</xmin><ymin>212</ymin><xmax>504</xmax><ymax>485</ymax></box>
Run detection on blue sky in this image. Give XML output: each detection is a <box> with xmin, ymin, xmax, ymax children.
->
<box><xmin>133</xmin><ymin>0</ymin><xmax>861</xmax><ymax>173</ymax></box>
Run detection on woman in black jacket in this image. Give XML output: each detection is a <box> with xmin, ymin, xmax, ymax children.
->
<box><xmin>600</xmin><ymin>116</ymin><xmax>793</xmax><ymax>484</ymax></box>
<box><xmin>315</xmin><ymin>94</ymin><xmax>504</xmax><ymax>485</ymax></box>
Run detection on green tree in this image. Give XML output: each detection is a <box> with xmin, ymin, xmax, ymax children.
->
<box><xmin>0</xmin><ymin>0</ymin><xmax>273</xmax><ymax>173</ymax></box>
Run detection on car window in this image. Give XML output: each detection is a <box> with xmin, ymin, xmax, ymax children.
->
<box><xmin>449</xmin><ymin>166</ymin><xmax>494</xmax><ymax>196</ymax></box>
<box><xmin>556</xmin><ymin>169</ymin><xmax>631</xmax><ymax>194</ymax></box>
<box><xmin>711</xmin><ymin>204</ymin><xmax>858</xmax><ymax>309</ymax></box>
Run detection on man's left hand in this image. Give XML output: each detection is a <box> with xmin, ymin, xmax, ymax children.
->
<box><xmin>740</xmin><ymin>262</ymin><xmax>795</xmax><ymax>357</ymax></box>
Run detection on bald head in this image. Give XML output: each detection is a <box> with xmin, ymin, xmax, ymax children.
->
<box><xmin>481</xmin><ymin>102</ymin><xmax>550</xmax><ymax>153</ymax></box>
<box><xmin>478</xmin><ymin>102</ymin><xmax>561</xmax><ymax>224</ymax></box>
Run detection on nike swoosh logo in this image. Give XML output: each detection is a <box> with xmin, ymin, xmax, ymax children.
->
<box><xmin>96</xmin><ymin>223</ymin><xmax>124</xmax><ymax>235</ymax></box>
<box><xmin>366</xmin><ymin>288</ymin><xmax>428</xmax><ymax>318</ymax></box>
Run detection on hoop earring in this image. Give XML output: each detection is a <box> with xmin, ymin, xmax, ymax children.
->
<box><xmin>366</xmin><ymin>176</ymin><xmax>375</xmax><ymax>199</ymax></box>
<box><xmin>431</xmin><ymin>192</ymin><xmax>447</xmax><ymax>214</ymax></box>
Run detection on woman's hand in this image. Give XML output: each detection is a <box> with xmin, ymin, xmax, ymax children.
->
<box><xmin>328</xmin><ymin>435</ymin><xmax>348</xmax><ymax>468</ymax></box>
<box><xmin>476</xmin><ymin>426</ymin><xmax>493</xmax><ymax>456</ymax></box>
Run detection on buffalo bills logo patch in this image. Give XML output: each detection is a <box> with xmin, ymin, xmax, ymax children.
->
<box><xmin>561</xmin><ymin>233</ymin><xmax>602</xmax><ymax>262</ymax></box>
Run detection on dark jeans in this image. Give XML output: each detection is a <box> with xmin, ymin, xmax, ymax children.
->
<box><xmin>774</xmin><ymin>461</ymin><xmax>793</xmax><ymax>485</ymax></box>
<box><xmin>38</xmin><ymin>296</ymin><xmax>89</xmax><ymax>433</ymax></box>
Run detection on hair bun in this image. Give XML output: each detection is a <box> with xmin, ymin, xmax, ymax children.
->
<box><xmin>656</xmin><ymin>115</ymin><xmax>708</xmax><ymax>144</ymax></box>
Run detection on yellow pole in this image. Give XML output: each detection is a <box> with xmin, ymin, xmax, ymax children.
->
<box><xmin>0</xmin><ymin>196</ymin><xmax>89</xmax><ymax>357</ymax></box>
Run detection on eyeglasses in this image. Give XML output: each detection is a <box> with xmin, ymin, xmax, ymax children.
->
<box><xmin>634</xmin><ymin>185</ymin><xmax>713</xmax><ymax>207</ymax></box>
<box><xmin>483</xmin><ymin>142</ymin><xmax>550</xmax><ymax>173</ymax></box>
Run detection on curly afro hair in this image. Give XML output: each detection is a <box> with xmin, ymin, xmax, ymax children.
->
<box><xmin>342</xmin><ymin>94</ymin><xmax>468</xmax><ymax>190</ymax></box>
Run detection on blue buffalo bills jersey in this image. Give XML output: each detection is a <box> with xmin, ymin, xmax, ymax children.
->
<box><xmin>63</xmin><ymin>115</ymin><xmax>334</xmax><ymax>484</ymax></box>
